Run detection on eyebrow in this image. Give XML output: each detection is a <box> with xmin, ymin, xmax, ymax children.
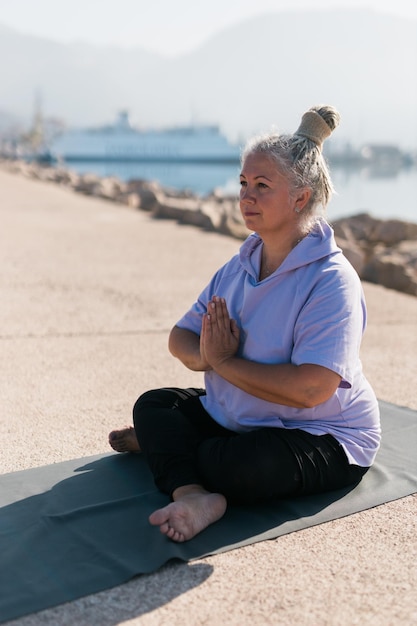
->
<box><xmin>239</xmin><ymin>173</ymin><xmax>273</xmax><ymax>181</ymax></box>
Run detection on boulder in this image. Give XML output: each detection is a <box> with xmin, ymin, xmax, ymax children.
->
<box><xmin>332</xmin><ymin>213</ymin><xmax>379</xmax><ymax>242</ymax></box>
<box><xmin>362</xmin><ymin>250</ymin><xmax>417</xmax><ymax>296</ymax></box>
<box><xmin>90</xmin><ymin>176</ymin><xmax>127</xmax><ymax>200</ymax></box>
<box><xmin>333</xmin><ymin>214</ymin><xmax>417</xmax><ymax>296</ymax></box>
<box><xmin>116</xmin><ymin>192</ymin><xmax>141</xmax><ymax>209</ymax></box>
<box><xmin>126</xmin><ymin>180</ymin><xmax>160</xmax><ymax>211</ymax></box>
<box><xmin>73</xmin><ymin>173</ymin><xmax>103</xmax><ymax>195</ymax></box>
<box><xmin>370</xmin><ymin>219</ymin><xmax>417</xmax><ymax>245</ymax></box>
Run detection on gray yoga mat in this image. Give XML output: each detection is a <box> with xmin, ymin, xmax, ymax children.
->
<box><xmin>0</xmin><ymin>400</ymin><xmax>416</xmax><ymax>623</ymax></box>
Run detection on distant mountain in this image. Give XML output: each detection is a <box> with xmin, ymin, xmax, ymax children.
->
<box><xmin>0</xmin><ymin>9</ymin><xmax>416</xmax><ymax>147</ymax></box>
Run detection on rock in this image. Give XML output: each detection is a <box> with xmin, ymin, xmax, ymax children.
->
<box><xmin>126</xmin><ymin>180</ymin><xmax>160</xmax><ymax>211</ymax></box>
<box><xmin>218</xmin><ymin>200</ymin><xmax>249</xmax><ymax>240</ymax></box>
<box><xmin>90</xmin><ymin>176</ymin><xmax>127</xmax><ymax>200</ymax></box>
<box><xmin>332</xmin><ymin>213</ymin><xmax>378</xmax><ymax>242</ymax></box>
<box><xmin>52</xmin><ymin>168</ymin><xmax>80</xmax><ymax>187</ymax></box>
<box><xmin>1</xmin><ymin>159</ymin><xmax>37</xmax><ymax>178</ymax></box>
<box><xmin>362</xmin><ymin>249</ymin><xmax>417</xmax><ymax>296</ymax></box>
<box><xmin>199</xmin><ymin>200</ymin><xmax>224</xmax><ymax>231</ymax></box>
<box><xmin>370</xmin><ymin>219</ymin><xmax>417</xmax><ymax>245</ymax></box>
<box><xmin>116</xmin><ymin>191</ymin><xmax>141</xmax><ymax>209</ymax></box>
<box><xmin>397</xmin><ymin>240</ymin><xmax>417</xmax><ymax>271</ymax></box>
<box><xmin>73</xmin><ymin>173</ymin><xmax>103</xmax><ymax>195</ymax></box>
<box><xmin>333</xmin><ymin>213</ymin><xmax>417</xmax><ymax>296</ymax></box>
<box><xmin>152</xmin><ymin>191</ymin><xmax>202</xmax><ymax>221</ymax></box>
<box><xmin>335</xmin><ymin>236</ymin><xmax>366</xmax><ymax>276</ymax></box>
<box><xmin>333</xmin><ymin>212</ymin><xmax>417</xmax><ymax>247</ymax></box>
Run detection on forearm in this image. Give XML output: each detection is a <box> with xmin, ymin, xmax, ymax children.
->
<box><xmin>213</xmin><ymin>357</ymin><xmax>341</xmax><ymax>408</ymax></box>
<box><xmin>168</xmin><ymin>325</ymin><xmax>211</xmax><ymax>371</ymax></box>
<box><xmin>200</xmin><ymin>296</ymin><xmax>341</xmax><ymax>407</ymax></box>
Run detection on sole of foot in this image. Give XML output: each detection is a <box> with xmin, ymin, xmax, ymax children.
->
<box><xmin>149</xmin><ymin>491</ymin><xmax>227</xmax><ymax>542</ymax></box>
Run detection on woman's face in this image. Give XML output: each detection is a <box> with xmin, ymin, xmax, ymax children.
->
<box><xmin>239</xmin><ymin>152</ymin><xmax>301</xmax><ymax>237</ymax></box>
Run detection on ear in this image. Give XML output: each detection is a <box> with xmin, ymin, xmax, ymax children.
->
<box><xmin>294</xmin><ymin>188</ymin><xmax>311</xmax><ymax>212</ymax></box>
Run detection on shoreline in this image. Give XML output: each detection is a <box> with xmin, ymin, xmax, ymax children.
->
<box><xmin>1</xmin><ymin>157</ymin><xmax>417</xmax><ymax>297</ymax></box>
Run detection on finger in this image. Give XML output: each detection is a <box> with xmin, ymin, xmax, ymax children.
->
<box><xmin>216</xmin><ymin>297</ymin><xmax>231</xmax><ymax>328</ymax></box>
<box><xmin>201</xmin><ymin>313</ymin><xmax>209</xmax><ymax>336</ymax></box>
<box><xmin>218</xmin><ymin>297</ymin><xmax>229</xmax><ymax>319</ymax></box>
<box><xmin>200</xmin><ymin>316</ymin><xmax>206</xmax><ymax>344</ymax></box>
<box><xmin>208</xmin><ymin>299</ymin><xmax>217</xmax><ymax>320</ymax></box>
<box><xmin>230</xmin><ymin>318</ymin><xmax>240</xmax><ymax>339</ymax></box>
<box><xmin>204</xmin><ymin>311</ymin><xmax>216</xmax><ymax>338</ymax></box>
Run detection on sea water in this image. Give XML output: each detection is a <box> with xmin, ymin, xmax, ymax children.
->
<box><xmin>66</xmin><ymin>160</ymin><xmax>417</xmax><ymax>225</ymax></box>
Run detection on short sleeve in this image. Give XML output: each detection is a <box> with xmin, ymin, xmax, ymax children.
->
<box><xmin>292</xmin><ymin>263</ymin><xmax>366</xmax><ymax>385</ymax></box>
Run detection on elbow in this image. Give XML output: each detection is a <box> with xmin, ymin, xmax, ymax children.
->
<box><xmin>168</xmin><ymin>325</ymin><xmax>184</xmax><ymax>358</ymax></box>
<box><xmin>168</xmin><ymin>327</ymin><xmax>176</xmax><ymax>357</ymax></box>
<box><xmin>296</xmin><ymin>365</ymin><xmax>341</xmax><ymax>408</ymax></box>
<box><xmin>300</xmin><ymin>397</ymin><xmax>322</xmax><ymax>409</ymax></box>
<box><xmin>299</xmin><ymin>387</ymin><xmax>335</xmax><ymax>409</ymax></box>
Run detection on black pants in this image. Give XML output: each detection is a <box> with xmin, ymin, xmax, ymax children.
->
<box><xmin>133</xmin><ymin>387</ymin><xmax>368</xmax><ymax>503</ymax></box>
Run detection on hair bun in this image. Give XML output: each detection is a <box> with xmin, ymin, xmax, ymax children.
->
<box><xmin>295</xmin><ymin>107</ymin><xmax>338</xmax><ymax>148</ymax></box>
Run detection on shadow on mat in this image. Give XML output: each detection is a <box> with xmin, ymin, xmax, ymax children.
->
<box><xmin>0</xmin><ymin>454</ymin><xmax>213</xmax><ymax>623</ymax></box>
<box><xmin>0</xmin><ymin>453</ymin><xmax>358</xmax><ymax>623</ymax></box>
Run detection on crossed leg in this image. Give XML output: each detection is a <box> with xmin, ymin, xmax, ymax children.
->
<box><xmin>108</xmin><ymin>424</ymin><xmax>226</xmax><ymax>542</ymax></box>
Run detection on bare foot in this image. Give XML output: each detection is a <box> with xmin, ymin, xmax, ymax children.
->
<box><xmin>149</xmin><ymin>485</ymin><xmax>227</xmax><ymax>542</ymax></box>
<box><xmin>108</xmin><ymin>427</ymin><xmax>141</xmax><ymax>453</ymax></box>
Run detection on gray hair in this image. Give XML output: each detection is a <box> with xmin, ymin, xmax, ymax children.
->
<box><xmin>241</xmin><ymin>105</ymin><xmax>340</xmax><ymax>217</ymax></box>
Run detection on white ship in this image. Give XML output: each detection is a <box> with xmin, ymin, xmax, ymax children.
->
<box><xmin>50</xmin><ymin>111</ymin><xmax>241</xmax><ymax>163</ymax></box>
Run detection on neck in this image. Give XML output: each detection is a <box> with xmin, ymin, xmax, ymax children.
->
<box><xmin>259</xmin><ymin>231</ymin><xmax>306</xmax><ymax>280</ymax></box>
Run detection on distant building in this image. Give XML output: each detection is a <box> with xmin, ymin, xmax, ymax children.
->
<box><xmin>360</xmin><ymin>144</ymin><xmax>404</xmax><ymax>168</ymax></box>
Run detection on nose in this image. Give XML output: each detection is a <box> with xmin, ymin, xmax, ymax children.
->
<box><xmin>240</xmin><ymin>185</ymin><xmax>255</xmax><ymax>204</ymax></box>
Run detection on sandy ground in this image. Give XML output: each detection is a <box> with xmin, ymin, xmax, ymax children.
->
<box><xmin>1</xmin><ymin>168</ymin><xmax>416</xmax><ymax>625</ymax></box>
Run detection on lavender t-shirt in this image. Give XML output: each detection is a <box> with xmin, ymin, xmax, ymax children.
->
<box><xmin>176</xmin><ymin>219</ymin><xmax>380</xmax><ymax>467</ymax></box>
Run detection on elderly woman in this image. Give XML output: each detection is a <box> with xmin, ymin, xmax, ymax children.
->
<box><xmin>109</xmin><ymin>105</ymin><xmax>380</xmax><ymax>542</ymax></box>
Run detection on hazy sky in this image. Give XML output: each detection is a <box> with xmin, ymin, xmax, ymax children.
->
<box><xmin>0</xmin><ymin>0</ymin><xmax>416</xmax><ymax>56</ymax></box>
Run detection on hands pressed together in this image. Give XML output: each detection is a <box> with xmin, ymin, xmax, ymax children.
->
<box><xmin>200</xmin><ymin>296</ymin><xmax>240</xmax><ymax>371</ymax></box>
<box><xmin>170</xmin><ymin>295</ymin><xmax>340</xmax><ymax>407</ymax></box>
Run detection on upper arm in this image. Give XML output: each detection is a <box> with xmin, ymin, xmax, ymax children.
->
<box><xmin>293</xmin><ymin>266</ymin><xmax>365</xmax><ymax>387</ymax></box>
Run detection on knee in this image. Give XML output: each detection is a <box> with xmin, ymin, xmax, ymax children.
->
<box><xmin>133</xmin><ymin>387</ymin><xmax>184</xmax><ymax>431</ymax></box>
<box><xmin>133</xmin><ymin>389</ymin><xmax>157</xmax><ymax>411</ymax></box>
<box><xmin>132</xmin><ymin>389</ymin><xmax>162</xmax><ymax>427</ymax></box>
<box><xmin>133</xmin><ymin>387</ymin><xmax>172</xmax><ymax>412</ymax></box>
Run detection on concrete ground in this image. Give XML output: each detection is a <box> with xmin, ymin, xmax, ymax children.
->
<box><xmin>1</xmin><ymin>167</ymin><xmax>416</xmax><ymax>625</ymax></box>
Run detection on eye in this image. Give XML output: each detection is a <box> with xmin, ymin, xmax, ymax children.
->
<box><xmin>239</xmin><ymin>180</ymin><xmax>247</xmax><ymax>187</ymax></box>
<box><xmin>257</xmin><ymin>182</ymin><xmax>269</xmax><ymax>189</ymax></box>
